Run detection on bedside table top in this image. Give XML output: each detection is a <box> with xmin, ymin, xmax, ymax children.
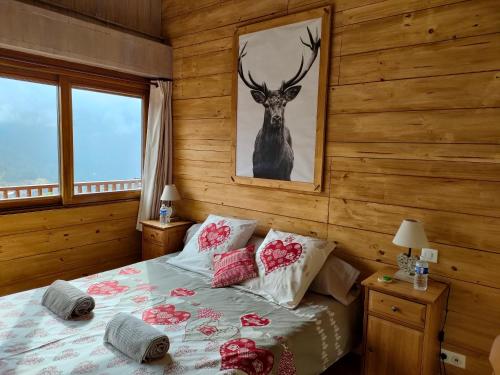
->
<box><xmin>141</xmin><ymin>220</ymin><xmax>192</xmax><ymax>230</ymax></box>
<box><xmin>362</xmin><ymin>269</ymin><xmax>448</xmax><ymax>305</ymax></box>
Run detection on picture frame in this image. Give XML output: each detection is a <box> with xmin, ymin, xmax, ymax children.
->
<box><xmin>231</xmin><ymin>6</ymin><xmax>331</xmax><ymax>192</ymax></box>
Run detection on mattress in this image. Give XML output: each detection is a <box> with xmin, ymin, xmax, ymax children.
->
<box><xmin>0</xmin><ymin>254</ymin><xmax>360</xmax><ymax>374</ymax></box>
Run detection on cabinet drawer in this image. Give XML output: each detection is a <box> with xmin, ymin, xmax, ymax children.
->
<box><xmin>143</xmin><ymin>226</ymin><xmax>167</xmax><ymax>244</ymax></box>
<box><xmin>368</xmin><ymin>291</ymin><xmax>426</xmax><ymax>328</ymax></box>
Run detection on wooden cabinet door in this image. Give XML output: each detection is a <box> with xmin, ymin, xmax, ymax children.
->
<box><xmin>166</xmin><ymin>228</ymin><xmax>186</xmax><ymax>252</ymax></box>
<box><xmin>365</xmin><ymin>315</ymin><xmax>423</xmax><ymax>375</ymax></box>
<box><xmin>142</xmin><ymin>240</ymin><xmax>165</xmax><ymax>260</ymax></box>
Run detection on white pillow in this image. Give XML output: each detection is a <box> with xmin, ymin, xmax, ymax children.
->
<box><xmin>238</xmin><ymin>229</ymin><xmax>335</xmax><ymax>308</ymax></box>
<box><xmin>309</xmin><ymin>255</ymin><xmax>360</xmax><ymax>305</ymax></box>
<box><xmin>184</xmin><ymin>223</ymin><xmax>202</xmax><ymax>244</ymax></box>
<box><xmin>167</xmin><ymin>215</ymin><xmax>257</xmax><ymax>276</ymax></box>
<box><xmin>246</xmin><ymin>235</ymin><xmax>265</xmax><ymax>249</ymax></box>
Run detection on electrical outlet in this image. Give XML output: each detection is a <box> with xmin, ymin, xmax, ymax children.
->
<box><xmin>421</xmin><ymin>248</ymin><xmax>438</xmax><ymax>263</ymax></box>
<box><xmin>442</xmin><ymin>349</ymin><xmax>466</xmax><ymax>369</ymax></box>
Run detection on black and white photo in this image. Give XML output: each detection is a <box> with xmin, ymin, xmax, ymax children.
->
<box><xmin>232</xmin><ymin>9</ymin><xmax>331</xmax><ymax>192</ymax></box>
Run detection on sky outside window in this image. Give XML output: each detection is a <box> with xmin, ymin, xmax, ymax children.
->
<box><xmin>72</xmin><ymin>88</ymin><xmax>142</xmax><ymax>185</ymax></box>
<box><xmin>0</xmin><ymin>77</ymin><xmax>59</xmax><ymax>188</ymax></box>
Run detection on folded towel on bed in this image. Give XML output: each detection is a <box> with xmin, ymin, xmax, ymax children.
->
<box><xmin>104</xmin><ymin>312</ymin><xmax>170</xmax><ymax>363</ymax></box>
<box><xmin>42</xmin><ymin>280</ymin><xmax>95</xmax><ymax>319</ymax></box>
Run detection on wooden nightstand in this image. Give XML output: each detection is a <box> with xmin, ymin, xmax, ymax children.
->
<box><xmin>361</xmin><ymin>270</ymin><xmax>448</xmax><ymax>375</ymax></box>
<box><xmin>140</xmin><ymin>220</ymin><xmax>192</xmax><ymax>260</ymax></box>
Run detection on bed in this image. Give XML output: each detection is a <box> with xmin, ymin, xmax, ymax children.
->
<box><xmin>0</xmin><ymin>253</ymin><xmax>360</xmax><ymax>375</ymax></box>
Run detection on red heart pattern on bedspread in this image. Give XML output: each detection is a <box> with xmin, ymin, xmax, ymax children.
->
<box><xmin>220</xmin><ymin>338</ymin><xmax>274</xmax><ymax>375</ymax></box>
<box><xmin>87</xmin><ymin>281</ymin><xmax>129</xmax><ymax>296</ymax></box>
<box><xmin>142</xmin><ymin>304</ymin><xmax>191</xmax><ymax>325</ymax></box>
<box><xmin>260</xmin><ymin>240</ymin><xmax>302</xmax><ymax>274</ymax></box>
<box><xmin>184</xmin><ymin>317</ymin><xmax>239</xmax><ymax>342</ymax></box>
<box><xmin>170</xmin><ymin>288</ymin><xmax>196</xmax><ymax>297</ymax></box>
<box><xmin>198</xmin><ymin>325</ymin><xmax>218</xmax><ymax>336</ymax></box>
<box><xmin>118</xmin><ymin>267</ymin><xmax>140</xmax><ymax>275</ymax></box>
<box><xmin>240</xmin><ymin>313</ymin><xmax>270</xmax><ymax>327</ymax></box>
<box><xmin>198</xmin><ymin>223</ymin><xmax>231</xmax><ymax>252</ymax></box>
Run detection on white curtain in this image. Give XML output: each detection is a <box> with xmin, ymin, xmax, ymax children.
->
<box><xmin>136</xmin><ymin>81</ymin><xmax>173</xmax><ymax>230</ymax></box>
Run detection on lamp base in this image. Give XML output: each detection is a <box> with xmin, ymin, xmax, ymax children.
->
<box><xmin>393</xmin><ymin>269</ymin><xmax>415</xmax><ymax>283</ymax></box>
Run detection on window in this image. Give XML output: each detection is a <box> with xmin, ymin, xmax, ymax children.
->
<box><xmin>0</xmin><ymin>77</ymin><xmax>60</xmax><ymax>202</ymax></box>
<box><xmin>0</xmin><ymin>55</ymin><xmax>148</xmax><ymax>210</ymax></box>
<box><xmin>72</xmin><ymin>88</ymin><xmax>143</xmax><ymax>196</ymax></box>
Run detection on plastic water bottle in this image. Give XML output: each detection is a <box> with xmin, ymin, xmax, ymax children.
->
<box><xmin>414</xmin><ymin>257</ymin><xmax>429</xmax><ymax>291</ymax></box>
<box><xmin>159</xmin><ymin>204</ymin><xmax>168</xmax><ymax>225</ymax></box>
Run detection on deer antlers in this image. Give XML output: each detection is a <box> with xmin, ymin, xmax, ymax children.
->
<box><xmin>281</xmin><ymin>26</ymin><xmax>321</xmax><ymax>92</ymax></box>
<box><xmin>238</xmin><ymin>26</ymin><xmax>321</xmax><ymax>94</ymax></box>
<box><xmin>238</xmin><ymin>41</ymin><xmax>268</xmax><ymax>94</ymax></box>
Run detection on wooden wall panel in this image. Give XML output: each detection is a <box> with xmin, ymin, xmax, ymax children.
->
<box><xmin>164</xmin><ymin>0</ymin><xmax>288</xmax><ymax>38</ymax></box>
<box><xmin>162</xmin><ymin>0</ymin><xmax>500</xmax><ymax>373</ymax></box>
<box><xmin>0</xmin><ymin>255</ymin><xmax>137</xmax><ymax>297</ymax></box>
<box><xmin>330</xmin><ymin>71</ymin><xmax>500</xmax><ymax>113</ymax></box>
<box><xmin>339</xmin><ymin>0</ymin><xmax>500</xmax><ymax>55</ymax></box>
<box><xmin>36</xmin><ymin>0</ymin><xmax>163</xmax><ymax>38</ymax></box>
<box><xmin>339</xmin><ymin>33</ymin><xmax>500</xmax><ymax>84</ymax></box>
<box><xmin>173</xmin><ymin>96</ymin><xmax>231</xmax><ymax>119</ymax></box>
<box><xmin>327</xmin><ymin>109</ymin><xmax>500</xmax><ymax>144</ymax></box>
<box><xmin>327</xmin><ymin>142</ymin><xmax>500</xmax><ymax>163</ymax></box>
<box><xmin>340</xmin><ymin>0</ymin><xmax>463</xmax><ymax>25</ymax></box>
<box><xmin>329</xmin><ymin>198</ymin><xmax>500</xmax><ymax>253</ymax></box>
<box><xmin>0</xmin><ymin>201</ymin><xmax>139</xmax><ymax>236</ymax></box>
<box><xmin>0</xmin><ymin>201</ymin><xmax>141</xmax><ymax>296</ymax></box>
<box><xmin>174</xmin><ymin>118</ymin><xmax>232</xmax><ymax>140</ymax></box>
<box><xmin>331</xmin><ymin>171</ymin><xmax>500</xmax><ymax>217</ymax></box>
<box><xmin>330</xmin><ymin>157</ymin><xmax>500</xmax><ymax>181</ymax></box>
<box><xmin>327</xmin><ymin>224</ymin><xmax>500</xmax><ymax>288</ymax></box>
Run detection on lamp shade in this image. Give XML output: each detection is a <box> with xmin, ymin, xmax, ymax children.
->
<box><xmin>160</xmin><ymin>184</ymin><xmax>181</xmax><ymax>201</ymax></box>
<box><xmin>392</xmin><ymin>219</ymin><xmax>429</xmax><ymax>249</ymax></box>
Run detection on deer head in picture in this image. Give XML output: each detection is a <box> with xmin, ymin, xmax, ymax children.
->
<box><xmin>238</xmin><ymin>26</ymin><xmax>321</xmax><ymax>181</ymax></box>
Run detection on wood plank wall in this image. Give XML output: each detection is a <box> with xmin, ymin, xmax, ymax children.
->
<box><xmin>0</xmin><ymin>201</ymin><xmax>141</xmax><ymax>296</ymax></box>
<box><xmin>163</xmin><ymin>0</ymin><xmax>500</xmax><ymax>373</ymax></box>
<box><xmin>31</xmin><ymin>0</ymin><xmax>163</xmax><ymax>38</ymax></box>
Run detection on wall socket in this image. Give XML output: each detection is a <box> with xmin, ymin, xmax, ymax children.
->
<box><xmin>441</xmin><ymin>349</ymin><xmax>466</xmax><ymax>369</ymax></box>
<box><xmin>421</xmin><ymin>248</ymin><xmax>438</xmax><ymax>263</ymax></box>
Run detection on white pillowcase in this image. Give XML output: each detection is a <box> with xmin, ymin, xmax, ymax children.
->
<box><xmin>246</xmin><ymin>234</ymin><xmax>265</xmax><ymax>249</ymax></box>
<box><xmin>238</xmin><ymin>229</ymin><xmax>335</xmax><ymax>308</ymax></box>
<box><xmin>309</xmin><ymin>254</ymin><xmax>360</xmax><ymax>305</ymax></box>
<box><xmin>184</xmin><ymin>223</ymin><xmax>202</xmax><ymax>244</ymax></box>
<box><xmin>167</xmin><ymin>215</ymin><xmax>257</xmax><ymax>276</ymax></box>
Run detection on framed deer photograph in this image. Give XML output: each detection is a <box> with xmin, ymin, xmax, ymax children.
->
<box><xmin>231</xmin><ymin>7</ymin><xmax>331</xmax><ymax>192</ymax></box>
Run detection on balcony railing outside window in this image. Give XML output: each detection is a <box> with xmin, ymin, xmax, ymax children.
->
<box><xmin>0</xmin><ymin>179</ymin><xmax>141</xmax><ymax>200</ymax></box>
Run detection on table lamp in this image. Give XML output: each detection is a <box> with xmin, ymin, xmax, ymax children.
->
<box><xmin>160</xmin><ymin>184</ymin><xmax>181</xmax><ymax>223</ymax></box>
<box><xmin>392</xmin><ymin>219</ymin><xmax>429</xmax><ymax>282</ymax></box>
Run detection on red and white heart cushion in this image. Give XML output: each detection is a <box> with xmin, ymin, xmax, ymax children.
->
<box><xmin>260</xmin><ymin>240</ymin><xmax>302</xmax><ymax>274</ymax></box>
<box><xmin>211</xmin><ymin>245</ymin><xmax>258</xmax><ymax>288</ymax></box>
<box><xmin>167</xmin><ymin>215</ymin><xmax>257</xmax><ymax>276</ymax></box>
<box><xmin>240</xmin><ymin>229</ymin><xmax>336</xmax><ymax>309</ymax></box>
<box><xmin>220</xmin><ymin>338</ymin><xmax>274</xmax><ymax>375</ymax></box>
<box><xmin>198</xmin><ymin>223</ymin><xmax>231</xmax><ymax>252</ymax></box>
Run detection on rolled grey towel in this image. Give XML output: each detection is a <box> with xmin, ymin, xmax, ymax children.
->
<box><xmin>104</xmin><ymin>313</ymin><xmax>170</xmax><ymax>363</ymax></box>
<box><xmin>42</xmin><ymin>280</ymin><xmax>95</xmax><ymax>319</ymax></box>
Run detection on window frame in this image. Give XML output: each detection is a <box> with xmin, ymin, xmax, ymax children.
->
<box><xmin>61</xmin><ymin>76</ymin><xmax>148</xmax><ymax>205</ymax></box>
<box><xmin>0</xmin><ymin>50</ymin><xmax>149</xmax><ymax>212</ymax></box>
